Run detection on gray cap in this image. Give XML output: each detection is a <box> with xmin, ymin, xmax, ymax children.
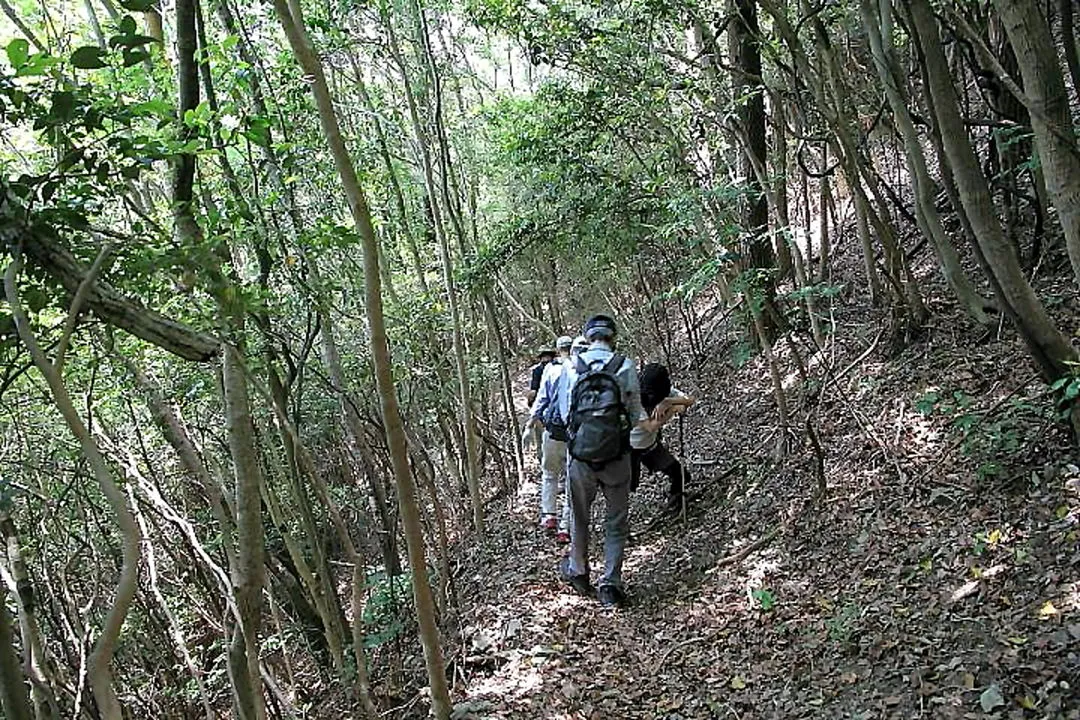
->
<box><xmin>556</xmin><ymin>335</ymin><xmax>573</xmax><ymax>350</ymax></box>
<box><xmin>584</xmin><ymin>314</ymin><xmax>617</xmax><ymax>340</ymax></box>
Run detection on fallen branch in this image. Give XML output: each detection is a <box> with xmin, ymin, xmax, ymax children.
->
<box><xmin>713</xmin><ymin>524</ymin><xmax>783</xmax><ymax>569</ymax></box>
<box><xmin>651</xmin><ymin>632</ymin><xmax>716</xmax><ymax>675</ymax></box>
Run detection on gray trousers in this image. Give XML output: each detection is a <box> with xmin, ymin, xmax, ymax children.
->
<box><xmin>567</xmin><ymin>454</ymin><xmax>631</xmax><ymax>589</ymax></box>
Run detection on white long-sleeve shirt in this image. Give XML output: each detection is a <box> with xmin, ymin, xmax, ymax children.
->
<box><xmin>630</xmin><ymin>387</ymin><xmax>687</xmax><ymax>450</ymax></box>
<box><xmin>530</xmin><ymin>355</ymin><xmax>570</xmax><ymax>423</ymax></box>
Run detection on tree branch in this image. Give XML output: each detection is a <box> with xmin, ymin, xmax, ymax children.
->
<box><xmin>2</xmin><ymin>221</ymin><xmax>218</xmax><ymax>361</ymax></box>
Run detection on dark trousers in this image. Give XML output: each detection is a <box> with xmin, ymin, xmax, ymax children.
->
<box><xmin>630</xmin><ymin>442</ymin><xmax>688</xmax><ymax>496</ymax></box>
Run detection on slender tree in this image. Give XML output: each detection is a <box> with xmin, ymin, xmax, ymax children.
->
<box><xmin>271</xmin><ymin>1</ymin><xmax>452</xmax><ymax>717</ymax></box>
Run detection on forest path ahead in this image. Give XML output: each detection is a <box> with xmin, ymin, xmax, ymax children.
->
<box><xmin>449</xmin><ymin>309</ymin><xmax>1080</xmax><ymax>720</ymax></box>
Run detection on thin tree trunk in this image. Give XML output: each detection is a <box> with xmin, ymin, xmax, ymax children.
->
<box><xmin>222</xmin><ymin>346</ymin><xmax>267</xmax><ymax>720</ymax></box>
<box><xmin>257</xmin><ymin>386</ymin><xmax>380</xmax><ymax>718</ymax></box>
<box><xmin>82</xmin><ymin>0</ymin><xmax>106</xmax><ymax>48</ymax></box>
<box><xmin>126</xmin><ymin>484</ymin><xmax>215</xmax><ymax>719</ymax></box>
<box><xmin>263</xmin><ymin>365</ymin><xmax>349</xmax><ymax>674</ymax></box>
<box><xmin>817</xmin><ymin>158</ymin><xmax>831</xmax><ymax>285</ymax></box>
<box><xmin>851</xmin><ymin>184</ymin><xmax>881</xmax><ymax>304</ymax></box>
<box><xmin>773</xmin><ymin>101</ymin><xmax>794</xmax><ymax>279</ymax></box>
<box><xmin>496</xmin><ymin>275</ymin><xmax>555</xmax><ymax>337</ymax></box>
<box><xmin>313</xmin><ymin>276</ymin><xmax>401</xmax><ymax>576</ymax></box>
<box><xmin>0</xmin><ymin>0</ymin><xmax>45</xmax><ymax>51</ymax></box>
<box><xmin>403</xmin><ymin>1</ymin><xmax>485</xmax><ymax>536</ymax></box>
<box><xmin>0</xmin><ymin>578</ymin><xmax>33</xmax><ymax>720</ymax></box>
<box><xmin>271</xmin><ymin>2</ymin><xmax>452</xmax><ymax>716</ymax></box>
<box><xmin>749</xmin><ymin>289</ymin><xmax>789</xmax><ymax>460</ymax></box>
<box><xmin>175</xmin><ymin>0</ymin><xmax>265</xmax><ymax>711</ymax></box>
<box><xmin>349</xmin><ymin>55</ymin><xmax>429</xmax><ymax>293</ymax></box>
<box><xmin>4</xmin><ymin>259</ymin><xmax>140</xmax><ymax>720</ymax></box>
<box><xmin>0</xmin><ymin>511</ymin><xmax>60</xmax><ymax>720</ymax></box>
<box><xmin>1060</xmin><ymin>0</ymin><xmax>1080</xmax><ymax>96</ymax></box>
<box><xmin>482</xmin><ymin>292</ymin><xmax>527</xmax><ymax>488</ymax></box>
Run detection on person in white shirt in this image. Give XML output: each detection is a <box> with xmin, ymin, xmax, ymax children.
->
<box><xmin>631</xmin><ymin>363</ymin><xmax>696</xmax><ymax>513</ymax></box>
<box><xmin>526</xmin><ymin>335</ymin><xmax>576</xmax><ymax>539</ymax></box>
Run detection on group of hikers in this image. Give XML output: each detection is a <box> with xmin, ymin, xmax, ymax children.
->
<box><xmin>522</xmin><ymin>314</ymin><xmax>695</xmax><ymax>608</ymax></box>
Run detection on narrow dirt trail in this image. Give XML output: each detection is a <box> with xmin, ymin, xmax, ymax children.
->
<box><xmin>447</xmin><ymin>304</ymin><xmax>1080</xmax><ymax>720</ymax></box>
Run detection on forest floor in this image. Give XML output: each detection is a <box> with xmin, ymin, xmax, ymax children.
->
<box><xmin>415</xmin><ymin>261</ymin><xmax>1080</xmax><ymax>719</ymax></box>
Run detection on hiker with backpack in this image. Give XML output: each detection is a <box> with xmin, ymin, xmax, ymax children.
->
<box><xmin>524</xmin><ymin>347</ymin><xmax>557</xmax><ymax>461</ymax></box>
<box><xmin>558</xmin><ymin>314</ymin><xmax>662</xmax><ymax>608</ymax></box>
<box><xmin>632</xmin><ymin>363</ymin><xmax>696</xmax><ymax>514</ymax></box>
<box><xmin>527</xmin><ymin>335</ymin><xmax>590</xmax><ymax>543</ymax></box>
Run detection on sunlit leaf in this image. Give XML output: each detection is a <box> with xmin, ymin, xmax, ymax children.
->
<box><xmin>6</xmin><ymin>38</ymin><xmax>29</xmax><ymax>68</ymax></box>
<box><xmin>1038</xmin><ymin>601</ymin><xmax>1059</xmax><ymax>618</ymax></box>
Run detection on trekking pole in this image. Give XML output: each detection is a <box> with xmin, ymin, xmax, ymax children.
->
<box><xmin>677</xmin><ymin>411</ymin><xmax>688</xmax><ymax>522</ymax></box>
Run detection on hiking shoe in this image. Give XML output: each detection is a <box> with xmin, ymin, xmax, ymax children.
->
<box><xmin>555</xmin><ymin>531</ymin><xmax>570</xmax><ymax>545</ymax></box>
<box><xmin>559</xmin><ymin>558</ymin><xmax>594</xmax><ymax>597</ymax></box>
<box><xmin>541</xmin><ymin>517</ymin><xmax>557</xmax><ymax>534</ymax></box>
<box><xmin>664</xmin><ymin>492</ymin><xmax>687</xmax><ymax>516</ymax></box>
<box><xmin>597</xmin><ymin>585</ymin><xmax>626</xmax><ymax>608</ymax></box>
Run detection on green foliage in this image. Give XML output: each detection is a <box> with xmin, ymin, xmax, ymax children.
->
<box><xmin>915</xmin><ymin>388</ymin><xmax>1053</xmax><ymax>482</ymax></box>
<box><xmin>70</xmin><ymin>46</ymin><xmax>108</xmax><ymax>69</ymax></box>
<box><xmin>825</xmin><ymin>602</ymin><xmax>861</xmax><ymax>645</ymax></box>
<box><xmin>1050</xmin><ymin>364</ymin><xmax>1080</xmax><ymax>418</ymax></box>
<box><xmin>914</xmin><ymin>390</ymin><xmax>940</xmax><ymax>416</ymax></box>
<box><xmin>361</xmin><ymin>570</ymin><xmax>413</xmax><ymax>649</ymax></box>
<box><xmin>784</xmin><ymin>281</ymin><xmax>845</xmax><ymax>304</ymax></box>
<box><xmin>729</xmin><ymin>339</ymin><xmax>754</xmax><ymax>369</ymax></box>
<box><xmin>751</xmin><ymin>587</ymin><xmax>776</xmax><ymax>611</ymax></box>
<box><xmin>6</xmin><ymin>38</ymin><xmax>29</xmax><ymax>68</ymax></box>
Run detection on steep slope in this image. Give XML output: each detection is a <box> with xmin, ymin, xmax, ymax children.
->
<box><xmin>445</xmin><ymin>269</ymin><xmax>1080</xmax><ymax>719</ymax></box>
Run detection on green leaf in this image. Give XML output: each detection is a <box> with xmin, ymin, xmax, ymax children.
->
<box><xmin>14</xmin><ymin>53</ymin><xmax>60</xmax><ymax>78</ymax></box>
<box><xmin>979</xmin><ymin>684</ymin><xmax>1004</xmax><ymax>712</ymax></box>
<box><xmin>113</xmin><ymin>34</ymin><xmax>158</xmax><ymax>49</ymax></box>
<box><xmin>131</xmin><ymin>99</ymin><xmax>172</xmax><ymax>119</ymax></box>
<box><xmin>118</xmin><ymin>0</ymin><xmax>156</xmax><ymax>10</ymax></box>
<box><xmin>122</xmin><ymin>48</ymin><xmax>150</xmax><ymax>67</ymax></box>
<box><xmin>39</xmin><ymin>180</ymin><xmax>57</xmax><ymax>202</ymax></box>
<box><xmin>70</xmin><ymin>46</ymin><xmax>107</xmax><ymax>69</ymax></box>
<box><xmin>6</xmin><ymin>38</ymin><xmax>29</xmax><ymax>68</ymax></box>
<box><xmin>243</xmin><ymin>117</ymin><xmax>271</xmax><ymax>147</ymax></box>
<box><xmin>1066</xmin><ymin>381</ymin><xmax>1080</xmax><ymax>400</ymax></box>
<box><xmin>119</xmin><ymin>15</ymin><xmax>137</xmax><ymax>35</ymax></box>
<box><xmin>914</xmin><ymin>391</ymin><xmax>939</xmax><ymax>416</ymax></box>
<box><xmin>24</xmin><ymin>287</ymin><xmax>50</xmax><ymax>313</ymax></box>
<box><xmin>752</xmin><ymin>588</ymin><xmax>776</xmax><ymax>611</ymax></box>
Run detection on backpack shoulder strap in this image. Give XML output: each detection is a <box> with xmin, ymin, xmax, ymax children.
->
<box><xmin>575</xmin><ymin>356</ymin><xmax>589</xmax><ymax>374</ymax></box>
<box><xmin>603</xmin><ymin>353</ymin><xmax>625</xmax><ymax>375</ymax></box>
